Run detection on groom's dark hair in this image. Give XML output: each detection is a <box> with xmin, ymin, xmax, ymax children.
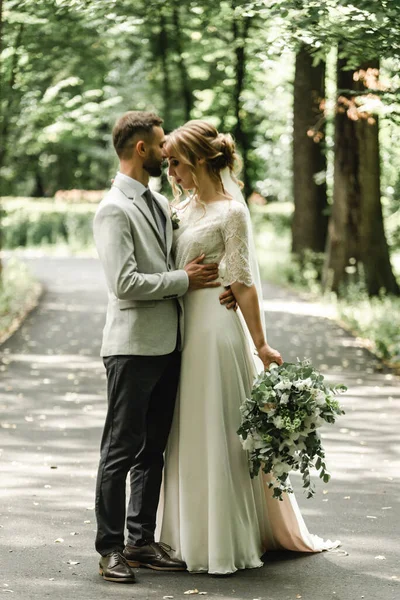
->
<box><xmin>113</xmin><ymin>111</ymin><xmax>163</xmax><ymax>159</ymax></box>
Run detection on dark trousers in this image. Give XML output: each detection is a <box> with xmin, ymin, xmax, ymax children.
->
<box><xmin>95</xmin><ymin>349</ymin><xmax>181</xmax><ymax>556</ymax></box>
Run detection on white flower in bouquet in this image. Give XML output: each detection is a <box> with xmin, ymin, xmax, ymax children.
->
<box><xmin>294</xmin><ymin>377</ymin><xmax>313</xmax><ymax>391</ymax></box>
<box><xmin>273</xmin><ymin>462</ymin><xmax>292</xmax><ymax>477</ymax></box>
<box><xmin>241</xmin><ymin>435</ymin><xmax>256</xmax><ymax>452</ymax></box>
<box><xmin>272</xmin><ymin>416</ymin><xmax>285</xmax><ymax>429</ymax></box>
<box><xmin>280</xmin><ymin>392</ymin><xmax>290</xmax><ymax>404</ymax></box>
<box><xmin>237</xmin><ymin>359</ymin><xmax>346</xmax><ymax>500</ymax></box>
<box><xmin>314</xmin><ymin>390</ymin><xmax>326</xmax><ymax>406</ymax></box>
<box><xmin>274</xmin><ymin>380</ymin><xmax>292</xmax><ymax>391</ymax></box>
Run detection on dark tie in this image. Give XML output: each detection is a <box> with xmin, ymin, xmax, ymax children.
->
<box><xmin>142</xmin><ymin>189</ymin><xmax>165</xmax><ymax>239</ymax></box>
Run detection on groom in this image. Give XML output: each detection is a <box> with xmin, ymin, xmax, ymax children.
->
<box><xmin>93</xmin><ymin>111</ymin><xmax>235</xmax><ymax>583</ymax></box>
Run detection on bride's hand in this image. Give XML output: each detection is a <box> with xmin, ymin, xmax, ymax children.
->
<box><xmin>257</xmin><ymin>343</ymin><xmax>283</xmax><ymax>370</ymax></box>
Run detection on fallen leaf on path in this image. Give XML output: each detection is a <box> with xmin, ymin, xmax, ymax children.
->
<box><xmin>375</xmin><ymin>555</ymin><xmax>386</xmax><ymax>560</ymax></box>
<box><xmin>54</xmin><ymin>538</ymin><xmax>64</xmax><ymax>543</ymax></box>
<box><xmin>381</xmin><ymin>506</ymin><xmax>392</xmax><ymax>510</ymax></box>
<box><xmin>296</xmin><ymin>595</ymin><xmax>302</xmax><ymax>599</ymax></box>
<box><xmin>184</xmin><ymin>591</ymin><xmax>199</xmax><ymax>595</ymax></box>
<box><xmin>48</xmin><ymin>578</ymin><xmax>55</xmax><ymax>581</ymax></box>
<box><xmin>163</xmin><ymin>596</ymin><xmax>174</xmax><ymax>599</ymax></box>
<box><xmin>67</xmin><ymin>560</ymin><xmax>80</xmax><ymax>565</ymax></box>
<box><xmin>70</xmin><ymin>532</ymin><xmax>79</xmax><ymax>536</ymax></box>
<box><xmin>84</xmin><ymin>520</ymin><xmax>91</xmax><ymax>524</ymax></box>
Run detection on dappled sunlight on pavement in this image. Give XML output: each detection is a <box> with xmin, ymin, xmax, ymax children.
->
<box><xmin>0</xmin><ymin>259</ymin><xmax>398</xmax><ymax>599</ymax></box>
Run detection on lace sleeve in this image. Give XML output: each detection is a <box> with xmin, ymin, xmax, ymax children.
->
<box><xmin>221</xmin><ymin>202</ymin><xmax>254</xmax><ymax>287</ymax></box>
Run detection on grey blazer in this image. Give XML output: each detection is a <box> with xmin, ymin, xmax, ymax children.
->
<box><xmin>93</xmin><ymin>173</ymin><xmax>189</xmax><ymax>357</ymax></box>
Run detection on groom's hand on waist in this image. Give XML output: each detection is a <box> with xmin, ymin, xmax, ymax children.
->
<box><xmin>219</xmin><ymin>286</ymin><xmax>238</xmax><ymax>311</ymax></box>
<box><xmin>185</xmin><ymin>254</ymin><xmax>221</xmax><ymax>291</ymax></box>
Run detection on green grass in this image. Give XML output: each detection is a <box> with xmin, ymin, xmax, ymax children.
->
<box><xmin>337</xmin><ymin>289</ymin><xmax>400</xmax><ymax>365</ymax></box>
<box><xmin>0</xmin><ymin>257</ymin><xmax>42</xmax><ymax>343</ymax></box>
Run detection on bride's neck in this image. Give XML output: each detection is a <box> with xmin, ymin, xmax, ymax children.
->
<box><xmin>196</xmin><ymin>174</ymin><xmax>225</xmax><ymax>204</ymax></box>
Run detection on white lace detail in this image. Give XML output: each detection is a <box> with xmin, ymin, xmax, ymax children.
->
<box><xmin>221</xmin><ymin>202</ymin><xmax>253</xmax><ymax>287</ymax></box>
<box><xmin>173</xmin><ymin>199</ymin><xmax>253</xmax><ymax>287</ymax></box>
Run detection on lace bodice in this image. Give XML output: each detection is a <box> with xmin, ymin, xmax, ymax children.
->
<box><xmin>173</xmin><ymin>198</ymin><xmax>253</xmax><ymax>287</ymax></box>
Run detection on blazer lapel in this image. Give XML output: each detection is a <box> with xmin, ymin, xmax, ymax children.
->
<box><xmin>133</xmin><ymin>193</ymin><xmax>166</xmax><ymax>252</ymax></box>
<box><xmin>152</xmin><ymin>195</ymin><xmax>173</xmax><ymax>256</ymax></box>
<box><xmin>112</xmin><ymin>177</ymin><xmax>165</xmax><ymax>252</ymax></box>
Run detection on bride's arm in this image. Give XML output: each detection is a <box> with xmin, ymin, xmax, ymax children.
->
<box><xmin>230</xmin><ymin>282</ymin><xmax>282</xmax><ymax>368</ymax></box>
<box><xmin>222</xmin><ymin>202</ymin><xmax>283</xmax><ymax>368</ymax></box>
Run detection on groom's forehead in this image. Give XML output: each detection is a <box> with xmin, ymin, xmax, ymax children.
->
<box><xmin>152</xmin><ymin>125</ymin><xmax>165</xmax><ymax>144</ymax></box>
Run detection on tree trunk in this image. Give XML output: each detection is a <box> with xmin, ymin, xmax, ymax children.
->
<box><xmin>33</xmin><ymin>170</ymin><xmax>45</xmax><ymax>197</ymax></box>
<box><xmin>0</xmin><ymin>0</ymin><xmax>4</xmax><ymax>281</ymax></box>
<box><xmin>232</xmin><ymin>5</ymin><xmax>252</xmax><ymax>199</ymax></box>
<box><xmin>158</xmin><ymin>8</ymin><xmax>171</xmax><ymax>129</ymax></box>
<box><xmin>292</xmin><ymin>44</ymin><xmax>328</xmax><ymax>256</ymax></box>
<box><xmin>323</xmin><ymin>55</ymin><xmax>399</xmax><ymax>295</ymax></box>
<box><xmin>172</xmin><ymin>2</ymin><xmax>192</xmax><ymax>122</ymax></box>
<box><xmin>0</xmin><ymin>21</ymin><xmax>23</xmax><ymax>170</ymax></box>
<box><xmin>356</xmin><ymin>61</ymin><xmax>399</xmax><ymax>295</ymax></box>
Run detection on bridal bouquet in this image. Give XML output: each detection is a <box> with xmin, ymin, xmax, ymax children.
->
<box><xmin>237</xmin><ymin>359</ymin><xmax>346</xmax><ymax>501</ymax></box>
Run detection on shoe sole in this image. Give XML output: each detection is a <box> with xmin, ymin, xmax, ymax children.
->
<box><xmin>125</xmin><ymin>560</ymin><xmax>186</xmax><ymax>572</ymax></box>
<box><xmin>99</xmin><ymin>568</ymin><xmax>136</xmax><ymax>583</ymax></box>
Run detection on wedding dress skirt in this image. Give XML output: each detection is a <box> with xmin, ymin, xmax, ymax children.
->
<box><xmin>157</xmin><ymin>287</ymin><xmax>339</xmax><ymax>574</ymax></box>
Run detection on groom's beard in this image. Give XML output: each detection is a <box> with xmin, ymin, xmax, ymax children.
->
<box><xmin>143</xmin><ymin>151</ymin><xmax>163</xmax><ymax>177</ymax></box>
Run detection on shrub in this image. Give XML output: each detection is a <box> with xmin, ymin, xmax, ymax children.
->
<box><xmin>0</xmin><ymin>258</ymin><xmax>41</xmax><ymax>342</ymax></box>
<box><xmin>2</xmin><ymin>198</ymin><xmax>96</xmax><ymax>250</ymax></box>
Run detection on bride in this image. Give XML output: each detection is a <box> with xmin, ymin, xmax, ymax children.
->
<box><xmin>157</xmin><ymin>120</ymin><xmax>339</xmax><ymax>574</ymax></box>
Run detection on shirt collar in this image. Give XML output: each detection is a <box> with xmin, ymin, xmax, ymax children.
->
<box><xmin>116</xmin><ymin>172</ymin><xmax>148</xmax><ymax>197</ymax></box>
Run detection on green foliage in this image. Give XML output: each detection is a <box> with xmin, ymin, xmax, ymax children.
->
<box><xmin>338</xmin><ymin>285</ymin><xmax>400</xmax><ymax>365</ymax></box>
<box><xmin>0</xmin><ymin>257</ymin><xmax>41</xmax><ymax>340</ymax></box>
<box><xmin>2</xmin><ymin>199</ymin><xmax>96</xmax><ymax>250</ymax></box>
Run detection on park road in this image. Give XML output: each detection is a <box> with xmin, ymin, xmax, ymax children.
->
<box><xmin>0</xmin><ymin>256</ymin><xmax>399</xmax><ymax>600</ymax></box>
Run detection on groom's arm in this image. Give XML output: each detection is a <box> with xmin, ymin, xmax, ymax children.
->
<box><xmin>94</xmin><ymin>202</ymin><xmax>188</xmax><ymax>301</ymax></box>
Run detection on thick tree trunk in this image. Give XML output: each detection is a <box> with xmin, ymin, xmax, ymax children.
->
<box><xmin>356</xmin><ymin>62</ymin><xmax>399</xmax><ymax>295</ymax></box>
<box><xmin>323</xmin><ymin>56</ymin><xmax>399</xmax><ymax>295</ymax></box>
<box><xmin>172</xmin><ymin>2</ymin><xmax>192</xmax><ymax>122</ymax></box>
<box><xmin>292</xmin><ymin>44</ymin><xmax>328</xmax><ymax>256</ymax></box>
<box><xmin>323</xmin><ymin>58</ymin><xmax>360</xmax><ymax>292</ymax></box>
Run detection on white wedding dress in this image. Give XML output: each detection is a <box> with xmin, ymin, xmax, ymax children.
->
<box><xmin>157</xmin><ymin>197</ymin><xmax>339</xmax><ymax>574</ymax></box>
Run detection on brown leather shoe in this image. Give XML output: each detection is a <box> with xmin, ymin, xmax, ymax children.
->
<box><xmin>99</xmin><ymin>551</ymin><xmax>137</xmax><ymax>583</ymax></box>
<box><xmin>124</xmin><ymin>542</ymin><xmax>187</xmax><ymax>571</ymax></box>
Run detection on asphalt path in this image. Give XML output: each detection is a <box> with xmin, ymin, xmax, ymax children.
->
<box><xmin>0</xmin><ymin>256</ymin><xmax>399</xmax><ymax>600</ymax></box>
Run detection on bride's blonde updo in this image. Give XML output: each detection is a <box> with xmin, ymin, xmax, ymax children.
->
<box><xmin>165</xmin><ymin>120</ymin><xmax>243</xmax><ymax>202</ymax></box>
